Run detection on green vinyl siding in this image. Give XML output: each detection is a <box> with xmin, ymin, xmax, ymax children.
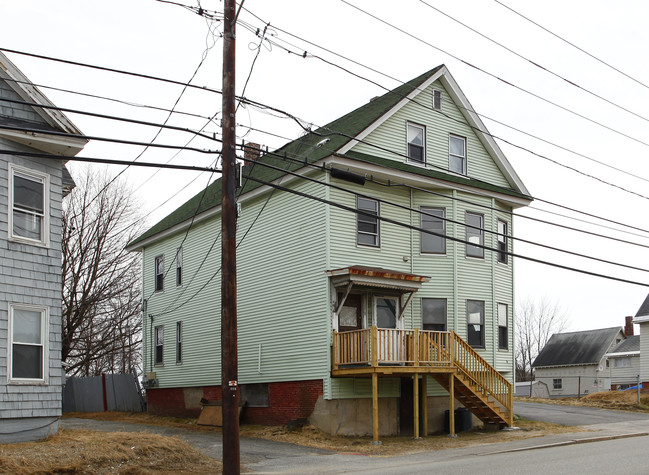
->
<box><xmin>330</xmin><ymin>378</ymin><xmax>400</xmax><ymax>399</ymax></box>
<box><xmin>143</xmin><ymin>177</ymin><xmax>331</xmax><ymax>388</ymax></box>
<box><xmin>350</xmin><ymin>81</ymin><xmax>511</xmax><ymax>189</ymax></box>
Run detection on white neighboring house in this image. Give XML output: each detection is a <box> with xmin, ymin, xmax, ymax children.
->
<box><xmin>605</xmin><ymin>333</ymin><xmax>640</xmax><ymax>390</ymax></box>
<box><xmin>633</xmin><ymin>294</ymin><xmax>649</xmax><ymax>392</ymax></box>
<box><xmin>533</xmin><ymin>327</ymin><xmax>624</xmax><ymax>398</ymax></box>
<box><xmin>0</xmin><ymin>52</ymin><xmax>86</xmax><ymax>443</ymax></box>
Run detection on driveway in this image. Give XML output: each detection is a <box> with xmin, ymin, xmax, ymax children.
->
<box><xmin>60</xmin><ymin>418</ymin><xmax>332</xmax><ymax>466</ymax></box>
<box><xmin>514</xmin><ymin>401</ymin><xmax>649</xmax><ymax>426</ymax></box>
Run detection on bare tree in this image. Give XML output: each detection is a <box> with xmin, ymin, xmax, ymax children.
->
<box><xmin>515</xmin><ymin>297</ymin><xmax>567</xmax><ymax>381</ymax></box>
<box><xmin>61</xmin><ymin>166</ymin><xmax>143</xmax><ymax>376</ymax></box>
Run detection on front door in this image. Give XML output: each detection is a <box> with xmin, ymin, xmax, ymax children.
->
<box><xmin>338</xmin><ymin>293</ymin><xmax>362</xmax><ymax>332</ymax></box>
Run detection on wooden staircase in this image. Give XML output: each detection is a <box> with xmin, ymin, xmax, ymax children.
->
<box><xmin>433</xmin><ymin>332</ymin><xmax>513</xmax><ymax>427</ymax></box>
<box><xmin>332</xmin><ymin>327</ymin><xmax>514</xmax><ymax>428</ymax></box>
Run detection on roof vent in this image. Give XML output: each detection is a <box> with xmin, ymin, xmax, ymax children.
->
<box><xmin>369</xmin><ymin>96</ymin><xmax>380</xmax><ymax>102</ymax></box>
<box><xmin>316</xmin><ymin>138</ymin><xmax>330</xmax><ymax>148</ymax></box>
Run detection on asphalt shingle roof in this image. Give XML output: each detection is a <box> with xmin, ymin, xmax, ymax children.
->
<box><xmin>129</xmin><ymin>65</ymin><xmax>530</xmax><ymax>248</ymax></box>
<box><xmin>608</xmin><ymin>335</ymin><xmax>640</xmax><ymax>354</ymax></box>
<box><xmin>532</xmin><ymin>327</ymin><xmax>622</xmax><ymax>368</ymax></box>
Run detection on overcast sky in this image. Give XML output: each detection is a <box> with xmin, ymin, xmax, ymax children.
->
<box><xmin>3</xmin><ymin>0</ymin><xmax>649</xmax><ymax>332</ymax></box>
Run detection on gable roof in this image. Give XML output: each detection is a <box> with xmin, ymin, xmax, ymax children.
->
<box><xmin>0</xmin><ymin>51</ymin><xmax>86</xmax><ymax>155</ymax></box>
<box><xmin>128</xmin><ymin>65</ymin><xmax>532</xmax><ymax>250</ymax></box>
<box><xmin>532</xmin><ymin>327</ymin><xmax>623</xmax><ymax>368</ymax></box>
<box><xmin>606</xmin><ymin>335</ymin><xmax>640</xmax><ymax>357</ymax></box>
<box><xmin>633</xmin><ymin>294</ymin><xmax>649</xmax><ymax>323</ymax></box>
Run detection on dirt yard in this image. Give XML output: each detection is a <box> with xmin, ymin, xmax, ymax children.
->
<box><xmin>2</xmin><ymin>390</ymin><xmax>643</xmax><ymax>474</ymax></box>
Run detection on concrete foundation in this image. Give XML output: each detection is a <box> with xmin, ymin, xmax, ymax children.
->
<box><xmin>310</xmin><ymin>396</ymin><xmax>398</xmax><ymax>436</ymax></box>
<box><xmin>309</xmin><ymin>395</ymin><xmax>481</xmax><ymax>436</ymax></box>
<box><xmin>0</xmin><ymin>417</ymin><xmax>59</xmax><ymax>443</ymax></box>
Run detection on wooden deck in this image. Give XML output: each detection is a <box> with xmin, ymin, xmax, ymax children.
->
<box><xmin>332</xmin><ymin>327</ymin><xmax>513</xmax><ymax>440</ymax></box>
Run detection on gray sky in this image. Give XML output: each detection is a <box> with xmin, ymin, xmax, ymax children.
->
<box><xmin>3</xmin><ymin>0</ymin><xmax>649</xmax><ymax>332</ymax></box>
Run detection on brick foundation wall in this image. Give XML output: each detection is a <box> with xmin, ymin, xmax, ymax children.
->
<box><xmin>146</xmin><ymin>380</ymin><xmax>323</xmax><ymax>425</ymax></box>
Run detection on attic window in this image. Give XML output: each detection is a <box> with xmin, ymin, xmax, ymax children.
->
<box><xmin>407</xmin><ymin>123</ymin><xmax>425</xmax><ymax>163</ymax></box>
<box><xmin>433</xmin><ymin>89</ymin><xmax>441</xmax><ymax>110</ymax></box>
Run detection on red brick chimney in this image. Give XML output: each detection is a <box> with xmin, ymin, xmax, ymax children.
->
<box><xmin>625</xmin><ymin>316</ymin><xmax>634</xmax><ymax>336</ymax></box>
<box><xmin>244</xmin><ymin>142</ymin><xmax>261</xmax><ymax>165</ymax></box>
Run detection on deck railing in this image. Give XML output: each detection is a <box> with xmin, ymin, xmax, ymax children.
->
<box><xmin>332</xmin><ymin>327</ymin><xmax>452</xmax><ymax>369</ymax></box>
<box><xmin>450</xmin><ymin>332</ymin><xmax>512</xmax><ymax>418</ymax></box>
<box><xmin>332</xmin><ymin>327</ymin><xmax>513</xmax><ymax>424</ymax></box>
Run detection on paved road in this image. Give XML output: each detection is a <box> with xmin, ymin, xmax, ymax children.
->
<box><xmin>514</xmin><ymin>401</ymin><xmax>649</xmax><ymax>425</ymax></box>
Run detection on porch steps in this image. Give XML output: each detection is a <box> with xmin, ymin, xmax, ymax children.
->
<box><xmin>432</xmin><ymin>370</ymin><xmax>510</xmax><ymax>426</ymax></box>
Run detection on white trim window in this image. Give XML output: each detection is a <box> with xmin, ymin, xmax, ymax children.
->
<box><xmin>466</xmin><ymin>212</ymin><xmax>484</xmax><ymax>258</ymax></box>
<box><xmin>407</xmin><ymin>123</ymin><xmax>425</xmax><ymax>163</ymax></box>
<box><xmin>449</xmin><ymin>135</ymin><xmax>466</xmax><ymax>174</ymax></box>
<box><xmin>497</xmin><ymin>220</ymin><xmax>508</xmax><ymax>264</ymax></box>
<box><xmin>8</xmin><ymin>304</ymin><xmax>48</xmax><ymax>383</ymax></box>
<box><xmin>498</xmin><ymin>303</ymin><xmax>508</xmax><ymax>350</ymax></box>
<box><xmin>432</xmin><ymin>89</ymin><xmax>442</xmax><ymax>110</ymax></box>
<box><xmin>467</xmin><ymin>300</ymin><xmax>485</xmax><ymax>348</ymax></box>
<box><xmin>154</xmin><ymin>325</ymin><xmax>164</xmax><ymax>365</ymax></box>
<box><xmin>176</xmin><ymin>321</ymin><xmax>182</xmax><ymax>364</ymax></box>
<box><xmin>422</xmin><ymin>298</ymin><xmax>447</xmax><ymax>331</ymax></box>
<box><xmin>421</xmin><ymin>207</ymin><xmax>446</xmax><ymax>254</ymax></box>
<box><xmin>553</xmin><ymin>378</ymin><xmax>562</xmax><ymax>390</ymax></box>
<box><xmin>176</xmin><ymin>247</ymin><xmax>183</xmax><ymax>287</ymax></box>
<box><xmin>357</xmin><ymin>197</ymin><xmax>379</xmax><ymax>247</ymax></box>
<box><xmin>9</xmin><ymin>164</ymin><xmax>50</xmax><ymax>247</ymax></box>
<box><xmin>154</xmin><ymin>255</ymin><xmax>164</xmax><ymax>292</ymax></box>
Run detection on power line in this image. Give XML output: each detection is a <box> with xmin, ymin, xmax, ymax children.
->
<box><xmin>417</xmin><ymin>0</ymin><xmax>649</xmax><ymax>127</ymax></box>
<box><xmin>493</xmin><ymin>0</ymin><xmax>649</xmax><ymax>92</ymax></box>
<box><xmin>338</xmin><ymin>1</ymin><xmax>649</xmax><ymax>151</ymax></box>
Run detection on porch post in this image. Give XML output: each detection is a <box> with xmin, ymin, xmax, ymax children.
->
<box><xmin>413</xmin><ymin>373</ymin><xmax>420</xmax><ymax>439</ymax></box>
<box><xmin>372</xmin><ymin>372</ymin><xmax>380</xmax><ymax>444</ymax></box>
<box><xmin>448</xmin><ymin>373</ymin><xmax>456</xmax><ymax>437</ymax></box>
<box><xmin>422</xmin><ymin>374</ymin><xmax>428</xmax><ymax>437</ymax></box>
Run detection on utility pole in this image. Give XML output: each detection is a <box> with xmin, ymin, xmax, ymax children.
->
<box><xmin>221</xmin><ymin>0</ymin><xmax>240</xmax><ymax>472</ymax></box>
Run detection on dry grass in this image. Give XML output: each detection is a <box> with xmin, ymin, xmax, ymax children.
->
<box><xmin>65</xmin><ymin>412</ymin><xmax>576</xmax><ymax>457</ymax></box>
<box><xmin>239</xmin><ymin>418</ymin><xmax>575</xmax><ymax>456</ymax></box>
<box><xmin>0</xmin><ymin>429</ymin><xmax>220</xmax><ymax>474</ymax></box>
<box><xmin>0</xmin><ymin>403</ymin><xmax>594</xmax><ymax>472</ymax></box>
<box><xmin>519</xmin><ymin>389</ymin><xmax>649</xmax><ymax>412</ymax></box>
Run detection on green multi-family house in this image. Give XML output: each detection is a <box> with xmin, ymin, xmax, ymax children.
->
<box><xmin>127</xmin><ymin>65</ymin><xmax>532</xmax><ymax>438</ymax></box>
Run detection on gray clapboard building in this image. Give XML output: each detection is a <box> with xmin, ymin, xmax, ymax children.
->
<box><xmin>0</xmin><ymin>51</ymin><xmax>86</xmax><ymax>443</ymax></box>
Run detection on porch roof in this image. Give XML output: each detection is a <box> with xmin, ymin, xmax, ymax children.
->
<box><xmin>325</xmin><ymin>266</ymin><xmax>430</xmax><ymax>292</ymax></box>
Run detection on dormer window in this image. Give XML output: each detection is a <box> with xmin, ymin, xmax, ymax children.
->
<box><xmin>449</xmin><ymin>135</ymin><xmax>466</xmax><ymax>174</ymax></box>
<box><xmin>407</xmin><ymin>123</ymin><xmax>425</xmax><ymax>163</ymax></box>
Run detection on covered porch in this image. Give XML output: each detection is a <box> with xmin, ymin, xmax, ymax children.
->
<box><xmin>326</xmin><ymin>266</ymin><xmax>512</xmax><ymax>442</ymax></box>
<box><xmin>331</xmin><ymin>327</ymin><xmax>513</xmax><ymax>442</ymax></box>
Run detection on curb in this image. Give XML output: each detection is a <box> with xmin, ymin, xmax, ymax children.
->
<box><xmin>481</xmin><ymin>432</ymin><xmax>649</xmax><ymax>455</ymax></box>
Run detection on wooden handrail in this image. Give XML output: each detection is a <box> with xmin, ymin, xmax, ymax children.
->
<box><xmin>450</xmin><ymin>331</ymin><xmax>512</xmax><ymax>414</ymax></box>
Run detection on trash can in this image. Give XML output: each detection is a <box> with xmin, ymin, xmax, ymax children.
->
<box><xmin>444</xmin><ymin>407</ymin><xmax>473</xmax><ymax>434</ymax></box>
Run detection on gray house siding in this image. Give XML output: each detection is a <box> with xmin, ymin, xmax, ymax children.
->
<box><xmin>0</xmin><ymin>139</ymin><xmax>66</xmax><ymax>442</ymax></box>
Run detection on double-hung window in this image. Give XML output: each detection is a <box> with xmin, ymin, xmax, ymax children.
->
<box><xmin>9</xmin><ymin>304</ymin><xmax>47</xmax><ymax>383</ymax></box>
<box><xmin>422</xmin><ymin>298</ymin><xmax>447</xmax><ymax>331</ymax></box>
<box><xmin>357</xmin><ymin>197</ymin><xmax>379</xmax><ymax>247</ymax></box>
<box><xmin>497</xmin><ymin>220</ymin><xmax>508</xmax><ymax>264</ymax></box>
<box><xmin>421</xmin><ymin>207</ymin><xmax>445</xmax><ymax>254</ymax></box>
<box><xmin>9</xmin><ymin>165</ymin><xmax>49</xmax><ymax>246</ymax></box>
<box><xmin>176</xmin><ymin>247</ymin><xmax>183</xmax><ymax>286</ymax></box>
<box><xmin>176</xmin><ymin>321</ymin><xmax>182</xmax><ymax>364</ymax></box>
<box><xmin>449</xmin><ymin>135</ymin><xmax>466</xmax><ymax>174</ymax></box>
<box><xmin>155</xmin><ymin>326</ymin><xmax>164</xmax><ymax>365</ymax></box>
<box><xmin>467</xmin><ymin>300</ymin><xmax>484</xmax><ymax>348</ymax></box>
<box><xmin>407</xmin><ymin>123</ymin><xmax>425</xmax><ymax>163</ymax></box>
<box><xmin>466</xmin><ymin>212</ymin><xmax>484</xmax><ymax>258</ymax></box>
<box><xmin>553</xmin><ymin>378</ymin><xmax>562</xmax><ymax>390</ymax></box>
<box><xmin>498</xmin><ymin>303</ymin><xmax>508</xmax><ymax>350</ymax></box>
<box><xmin>155</xmin><ymin>255</ymin><xmax>164</xmax><ymax>292</ymax></box>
